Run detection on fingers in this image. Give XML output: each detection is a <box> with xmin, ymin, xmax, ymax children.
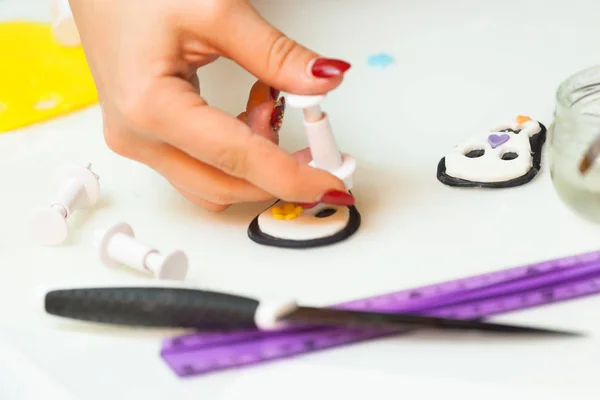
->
<box><xmin>236</xmin><ymin>111</ymin><xmax>248</xmax><ymax>124</ymax></box>
<box><xmin>292</xmin><ymin>147</ymin><xmax>313</xmax><ymax>164</ymax></box>
<box><xmin>246</xmin><ymin>80</ymin><xmax>277</xmax><ymax>112</ymax></box>
<box><xmin>190</xmin><ymin>73</ymin><xmax>200</xmax><ymax>94</ymax></box>
<box><xmin>238</xmin><ymin>100</ymin><xmax>279</xmax><ymax>144</ymax></box>
<box><xmin>101</xmin><ymin>117</ymin><xmax>242</xmax><ymax>211</ymax></box>
<box><xmin>171</xmin><ymin>184</ymin><xmax>231</xmax><ymax>213</ymax></box>
<box><xmin>244</xmin><ymin>80</ymin><xmax>283</xmax><ymax>144</ymax></box>
<box><xmin>149</xmin><ymin>77</ymin><xmax>348</xmax><ymax>204</ymax></box>
<box><xmin>200</xmin><ymin>1</ymin><xmax>351</xmax><ymax>95</ymax></box>
<box><xmin>141</xmin><ymin>141</ymin><xmax>275</xmax><ymax>205</ymax></box>
<box><xmin>238</xmin><ymin>101</ymin><xmax>279</xmax><ymax>144</ymax></box>
<box><xmin>249</xmin><ymin>100</ymin><xmax>281</xmax><ymax>144</ymax></box>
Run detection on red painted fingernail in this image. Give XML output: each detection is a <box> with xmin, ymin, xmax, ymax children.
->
<box><xmin>297</xmin><ymin>202</ymin><xmax>319</xmax><ymax>209</ymax></box>
<box><xmin>270</xmin><ymin>97</ymin><xmax>286</xmax><ymax>132</ymax></box>
<box><xmin>270</xmin><ymin>87</ymin><xmax>280</xmax><ymax>101</ymax></box>
<box><xmin>311</xmin><ymin>58</ymin><xmax>352</xmax><ymax>78</ymax></box>
<box><xmin>319</xmin><ymin>190</ymin><xmax>355</xmax><ymax>206</ymax></box>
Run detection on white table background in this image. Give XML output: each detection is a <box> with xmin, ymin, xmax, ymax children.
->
<box><xmin>2</xmin><ymin>0</ymin><xmax>600</xmax><ymax>399</ymax></box>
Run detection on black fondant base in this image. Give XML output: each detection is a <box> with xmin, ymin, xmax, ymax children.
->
<box><xmin>436</xmin><ymin>122</ymin><xmax>547</xmax><ymax>189</ymax></box>
<box><xmin>247</xmin><ymin>204</ymin><xmax>361</xmax><ymax>249</ymax></box>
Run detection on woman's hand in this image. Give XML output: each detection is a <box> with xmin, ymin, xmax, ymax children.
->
<box><xmin>69</xmin><ymin>0</ymin><xmax>355</xmax><ymax>212</ymax></box>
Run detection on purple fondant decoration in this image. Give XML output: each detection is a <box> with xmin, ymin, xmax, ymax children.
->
<box><xmin>488</xmin><ymin>133</ymin><xmax>510</xmax><ymax>149</ymax></box>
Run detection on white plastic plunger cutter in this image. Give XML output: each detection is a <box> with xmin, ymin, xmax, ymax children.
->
<box><xmin>93</xmin><ymin>222</ymin><xmax>189</xmax><ymax>281</ymax></box>
<box><xmin>30</xmin><ymin>162</ymin><xmax>100</xmax><ymax>246</ymax></box>
<box><xmin>286</xmin><ymin>94</ymin><xmax>356</xmax><ymax>189</ymax></box>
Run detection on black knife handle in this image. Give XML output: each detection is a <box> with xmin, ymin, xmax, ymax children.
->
<box><xmin>44</xmin><ymin>287</ymin><xmax>262</xmax><ymax>331</ymax></box>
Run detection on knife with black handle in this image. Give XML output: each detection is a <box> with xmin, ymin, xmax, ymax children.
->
<box><xmin>41</xmin><ymin>287</ymin><xmax>581</xmax><ymax>336</ymax></box>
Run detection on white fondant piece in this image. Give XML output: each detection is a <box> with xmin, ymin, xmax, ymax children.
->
<box><xmin>257</xmin><ymin>202</ymin><xmax>350</xmax><ymax>241</ymax></box>
<box><xmin>443</xmin><ymin>119</ymin><xmax>542</xmax><ymax>183</ymax></box>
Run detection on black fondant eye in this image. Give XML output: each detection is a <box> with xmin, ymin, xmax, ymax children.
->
<box><xmin>315</xmin><ymin>208</ymin><xmax>337</xmax><ymax>218</ymax></box>
<box><xmin>465</xmin><ymin>149</ymin><xmax>484</xmax><ymax>158</ymax></box>
<box><xmin>501</xmin><ymin>152</ymin><xmax>519</xmax><ymax>160</ymax></box>
<box><xmin>499</xmin><ymin>129</ymin><xmax>521</xmax><ymax>134</ymax></box>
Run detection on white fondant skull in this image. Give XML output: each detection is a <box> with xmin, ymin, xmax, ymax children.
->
<box><xmin>443</xmin><ymin>118</ymin><xmax>542</xmax><ymax>183</ymax></box>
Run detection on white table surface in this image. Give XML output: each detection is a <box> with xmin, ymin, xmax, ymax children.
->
<box><xmin>2</xmin><ymin>0</ymin><xmax>600</xmax><ymax>399</ymax></box>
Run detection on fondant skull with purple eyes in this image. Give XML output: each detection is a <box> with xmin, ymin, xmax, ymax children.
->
<box><xmin>437</xmin><ymin>116</ymin><xmax>547</xmax><ymax>188</ymax></box>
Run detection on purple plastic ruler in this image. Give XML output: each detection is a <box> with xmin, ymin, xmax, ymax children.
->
<box><xmin>161</xmin><ymin>249</ymin><xmax>600</xmax><ymax>377</ymax></box>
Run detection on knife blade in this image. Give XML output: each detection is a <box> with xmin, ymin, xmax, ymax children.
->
<box><xmin>282</xmin><ymin>306</ymin><xmax>578</xmax><ymax>335</ymax></box>
<box><xmin>41</xmin><ymin>287</ymin><xmax>581</xmax><ymax>336</ymax></box>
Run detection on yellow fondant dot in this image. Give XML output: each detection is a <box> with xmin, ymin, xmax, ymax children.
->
<box><xmin>282</xmin><ymin>203</ymin><xmax>296</xmax><ymax>213</ymax></box>
<box><xmin>271</xmin><ymin>202</ymin><xmax>303</xmax><ymax>220</ymax></box>
<box><xmin>271</xmin><ymin>206</ymin><xmax>283</xmax><ymax>215</ymax></box>
<box><xmin>0</xmin><ymin>22</ymin><xmax>98</xmax><ymax>133</ymax></box>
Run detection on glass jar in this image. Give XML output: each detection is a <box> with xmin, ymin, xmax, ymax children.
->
<box><xmin>550</xmin><ymin>65</ymin><xmax>600</xmax><ymax>223</ymax></box>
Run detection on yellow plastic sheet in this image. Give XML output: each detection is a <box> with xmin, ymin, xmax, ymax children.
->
<box><xmin>0</xmin><ymin>21</ymin><xmax>98</xmax><ymax>133</ymax></box>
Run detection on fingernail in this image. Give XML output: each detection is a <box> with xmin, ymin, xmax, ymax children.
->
<box><xmin>311</xmin><ymin>58</ymin><xmax>352</xmax><ymax>78</ymax></box>
<box><xmin>270</xmin><ymin>97</ymin><xmax>286</xmax><ymax>133</ymax></box>
<box><xmin>297</xmin><ymin>202</ymin><xmax>319</xmax><ymax>209</ymax></box>
<box><xmin>270</xmin><ymin>87</ymin><xmax>280</xmax><ymax>101</ymax></box>
<box><xmin>318</xmin><ymin>190</ymin><xmax>355</xmax><ymax>206</ymax></box>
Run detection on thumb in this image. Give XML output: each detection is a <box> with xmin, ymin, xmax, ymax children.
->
<box><xmin>208</xmin><ymin>2</ymin><xmax>352</xmax><ymax>95</ymax></box>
